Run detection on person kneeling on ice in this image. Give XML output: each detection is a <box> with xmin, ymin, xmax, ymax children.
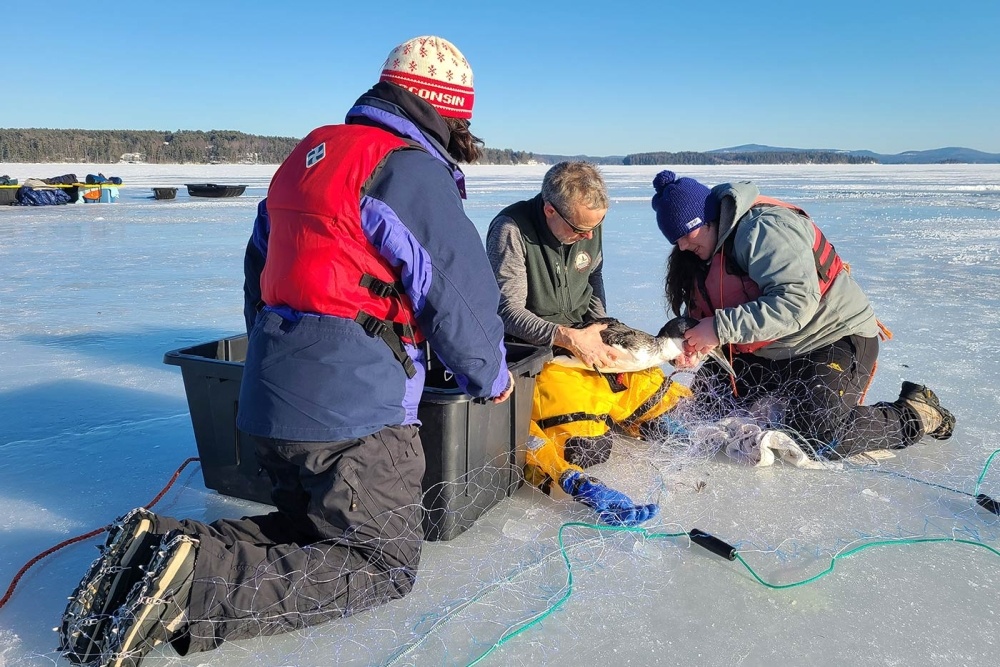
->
<box><xmin>487</xmin><ymin>161</ymin><xmax>692</xmax><ymax>527</ymax></box>
<box><xmin>652</xmin><ymin>171</ymin><xmax>955</xmax><ymax>459</ymax></box>
<box><xmin>59</xmin><ymin>35</ymin><xmax>514</xmax><ymax>667</ymax></box>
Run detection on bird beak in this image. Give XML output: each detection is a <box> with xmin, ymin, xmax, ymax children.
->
<box><xmin>706</xmin><ymin>349</ymin><xmax>737</xmax><ymax>377</ymax></box>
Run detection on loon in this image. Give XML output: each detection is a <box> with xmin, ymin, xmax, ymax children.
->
<box><xmin>551</xmin><ymin>316</ymin><xmax>737</xmax><ymax>376</ymax></box>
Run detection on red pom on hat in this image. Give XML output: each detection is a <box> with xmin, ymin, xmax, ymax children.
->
<box><xmin>379</xmin><ymin>36</ymin><xmax>474</xmax><ymax>119</ymax></box>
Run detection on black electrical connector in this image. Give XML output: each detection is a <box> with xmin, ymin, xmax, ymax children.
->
<box><xmin>976</xmin><ymin>493</ymin><xmax>1000</xmax><ymax>516</ymax></box>
<box><xmin>689</xmin><ymin>528</ymin><xmax>737</xmax><ymax>561</ymax></box>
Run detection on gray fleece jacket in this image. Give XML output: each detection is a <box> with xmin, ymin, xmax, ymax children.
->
<box><xmin>710</xmin><ymin>181</ymin><xmax>879</xmax><ymax>359</ymax></box>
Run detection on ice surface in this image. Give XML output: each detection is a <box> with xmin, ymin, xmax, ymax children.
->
<box><xmin>1</xmin><ymin>163</ymin><xmax>999</xmax><ymax>666</ymax></box>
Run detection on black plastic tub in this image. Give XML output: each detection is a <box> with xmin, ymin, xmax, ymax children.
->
<box><xmin>152</xmin><ymin>187</ymin><xmax>177</xmax><ymax>200</ymax></box>
<box><xmin>163</xmin><ymin>335</ymin><xmax>550</xmax><ymax>541</ymax></box>
<box><xmin>185</xmin><ymin>183</ymin><xmax>247</xmax><ymax>198</ymax></box>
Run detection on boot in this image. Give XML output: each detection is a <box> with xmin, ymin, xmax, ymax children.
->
<box><xmin>60</xmin><ymin>508</ymin><xmax>160</xmax><ymax>664</ymax></box>
<box><xmin>899</xmin><ymin>381</ymin><xmax>956</xmax><ymax>440</ymax></box>
<box><xmin>100</xmin><ymin>533</ymin><xmax>197</xmax><ymax>667</ymax></box>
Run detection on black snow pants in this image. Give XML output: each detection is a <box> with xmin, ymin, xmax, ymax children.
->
<box><xmin>693</xmin><ymin>334</ymin><xmax>922</xmax><ymax>458</ymax></box>
<box><xmin>151</xmin><ymin>423</ymin><xmax>425</xmax><ymax>655</ymax></box>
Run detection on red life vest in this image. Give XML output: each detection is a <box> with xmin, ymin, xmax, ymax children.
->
<box><xmin>691</xmin><ymin>196</ymin><xmax>844</xmax><ymax>354</ymax></box>
<box><xmin>261</xmin><ymin>124</ymin><xmax>425</xmax><ymax>371</ymax></box>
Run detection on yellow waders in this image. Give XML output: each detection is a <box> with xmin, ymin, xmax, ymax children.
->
<box><xmin>525</xmin><ymin>362</ymin><xmax>692</xmax><ymax>491</ymax></box>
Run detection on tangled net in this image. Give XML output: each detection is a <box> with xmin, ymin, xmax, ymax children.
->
<box><xmin>43</xmin><ymin>358</ymin><xmax>997</xmax><ymax>667</ymax></box>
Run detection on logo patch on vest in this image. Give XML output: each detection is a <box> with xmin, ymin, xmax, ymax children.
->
<box><xmin>305</xmin><ymin>142</ymin><xmax>326</xmax><ymax>168</ymax></box>
<box><xmin>574</xmin><ymin>251</ymin><xmax>592</xmax><ymax>272</ymax></box>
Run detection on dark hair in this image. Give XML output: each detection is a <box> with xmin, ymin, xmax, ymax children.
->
<box><xmin>665</xmin><ymin>244</ymin><xmax>709</xmax><ymax>316</ymax></box>
<box><xmin>445</xmin><ymin>117</ymin><xmax>484</xmax><ymax>163</ymax></box>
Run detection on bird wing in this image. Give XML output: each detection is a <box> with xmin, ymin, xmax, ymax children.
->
<box><xmin>549</xmin><ymin>349</ymin><xmax>657</xmax><ymax>374</ymax></box>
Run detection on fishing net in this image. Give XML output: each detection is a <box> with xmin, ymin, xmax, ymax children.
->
<box><xmin>6</xmin><ymin>164</ymin><xmax>1000</xmax><ymax>666</ymax></box>
<box><xmin>51</xmin><ymin>359</ymin><xmax>1000</xmax><ymax>667</ymax></box>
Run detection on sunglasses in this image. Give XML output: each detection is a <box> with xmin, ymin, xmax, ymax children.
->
<box><xmin>550</xmin><ymin>201</ymin><xmax>605</xmax><ymax>235</ymax></box>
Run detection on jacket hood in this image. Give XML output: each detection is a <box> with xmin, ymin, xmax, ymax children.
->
<box><xmin>711</xmin><ymin>181</ymin><xmax>761</xmax><ymax>252</ymax></box>
<box><xmin>345</xmin><ymin>81</ymin><xmax>467</xmax><ymax>197</ymax></box>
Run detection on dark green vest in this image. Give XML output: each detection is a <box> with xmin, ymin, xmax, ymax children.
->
<box><xmin>496</xmin><ymin>193</ymin><xmax>602</xmax><ymax>326</ymax></box>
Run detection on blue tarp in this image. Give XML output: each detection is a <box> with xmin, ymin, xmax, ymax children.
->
<box><xmin>14</xmin><ymin>187</ymin><xmax>73</xmax><ymax>206</ymax></box>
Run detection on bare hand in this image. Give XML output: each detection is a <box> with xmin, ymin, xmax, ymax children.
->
<box><xmin>491</xmin><ymin>370</ymin><xmax>515</xmax><ymax>404</ymax></box>
<box><xmin>557</xmin><ymin>323</ymin><xmax>619</xmax><ymax>370</ymax></box>
<box><xmin>684</xmin><ymin>317</ymin><xmax>720</xmax><ymax>355</ymax></box>
<box><xmin>671</xmin><ymin>350</ymin><xmax>704</xmax><ymax>369</ymax></box>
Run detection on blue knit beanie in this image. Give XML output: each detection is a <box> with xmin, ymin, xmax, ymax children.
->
<box><xmin>651</xmin><ymin>170</ymin><xmax>718</xmax><ymax>244</ymax></box>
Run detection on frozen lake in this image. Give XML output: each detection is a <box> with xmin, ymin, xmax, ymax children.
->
<box><xmin>1</xmin><ymin>162</ymin><xmax>999</xmax><ymax>666</ymax></box>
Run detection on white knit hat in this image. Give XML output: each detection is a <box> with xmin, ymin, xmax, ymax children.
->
<box><xmin>379</xmin><ymin>36</ymin><xmax>474</xmax><ymax>119</ymax></box>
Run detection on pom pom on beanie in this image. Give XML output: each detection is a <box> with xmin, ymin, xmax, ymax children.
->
<box><xmin>651</xmin><ymin>170</ymin><xmax>717</xmax><ymax>244</ymax></box>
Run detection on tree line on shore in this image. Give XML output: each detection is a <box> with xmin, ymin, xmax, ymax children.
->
<box><xmin>0</xmin><ymin>129</ymin><xmax>299</xmax><ymax>165</ymax></box>
<box><xmin>0</xmin><ymin>128</ymin><xmax>874</xmax><ymax>166</ymax></box>
<box><xmin>0</xmin><ymin>128</ymin><xmax>540</xmax><ymax>166</ymax></box>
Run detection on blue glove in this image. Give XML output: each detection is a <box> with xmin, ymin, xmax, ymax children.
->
<box><xmin>559</xmin><ymin>471</ymin><xmax>659</xmax><ymax>527</ymax></box>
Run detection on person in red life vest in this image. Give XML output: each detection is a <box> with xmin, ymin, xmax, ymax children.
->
<box><xmin>651</xmin><ymin>170</ymin><xmax>955</xmax><ymax>459</ymax></box>
<box><xmin>59</xmin><ymin>36</ymin><xmax>513</xmax><ymax>667</ymax></box>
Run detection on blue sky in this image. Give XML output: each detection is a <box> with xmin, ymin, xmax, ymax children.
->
<box><xmin>7</xmin><ymin>0</ymin><xmax>998</xmax><ymax>155</ymax></box>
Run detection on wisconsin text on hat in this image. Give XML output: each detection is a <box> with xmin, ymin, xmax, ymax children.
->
<box><xmin>400</xmin><ymin>86</ymin><xmax>468</xmax><ymax>108</ymax></box>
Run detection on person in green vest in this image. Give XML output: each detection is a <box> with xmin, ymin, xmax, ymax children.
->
<box><xmin>487</xmin><ymin>161</ymin><xmax>690</xmax><ymax>526</ymax></box>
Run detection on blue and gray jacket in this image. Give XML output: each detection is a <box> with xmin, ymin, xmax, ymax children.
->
<box><xmin>237</xmin><ymin>83</ymin><xmax>509</xmax><ymax>442</ymax></box>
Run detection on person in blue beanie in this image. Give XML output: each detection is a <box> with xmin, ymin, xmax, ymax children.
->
<box><xmin>651</xmin><ymin>170</ymin><xmax>955</xmax><ymax>459</ymax></box>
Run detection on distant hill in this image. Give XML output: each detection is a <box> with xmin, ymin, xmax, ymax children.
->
<box><xmin>708</xmin><ymin>144</ymin><xmax>1000</xmax><ymax>164</ymax></box>
<box><xmin>1</xmin><ymin>129</ymin><xmax>998</xmax><ymax>165</ymax></box>
<box><xmin>873</xmin><ymin>147</ymin><xmax>1000</xmax><ymax>164</ymax></box>
<box><xmin>622</xmin><ymin>149</ymin><xmax>874</xmax><ymax>166</ymax></box>
<box><xmin>504</xmin><ymin>144</ymin><xmax>1000</xmax><ymax>166</ymax></box>
<box><xmin>708</xmin><ymin>144</ymin><xmax>846</xmax><ymax>154</ymax></box>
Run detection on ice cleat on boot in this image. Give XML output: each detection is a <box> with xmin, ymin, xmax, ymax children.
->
<box><xmin>899</xmin><ymin>381</ymin><xmax>956</xmax><ymax>441</ymax></box>
<box><xmin>59</xmin><ymin>508</ymin><xmax>159</xmax><ymax>664</ymax></box>
<box><xmin>100</xmin><ymin>533</ymin><xmax>197</xmax><ymax>667</ymax></box>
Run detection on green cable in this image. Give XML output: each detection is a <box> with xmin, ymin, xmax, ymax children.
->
<box><xmin>735</xmin><ymin>536</ymin><xmax>1000</xmax><ymax>590</ymax></box>
<box><xmin>468</xmin><ymin>528</ymin><xmax>1000</xmax><ymax>665</ymax></box>
<box><xmin>974</xmin><ymin>448</ymin><xmax>1000</xmax><ymax>497</ymax></box>
<box><xmin>467</xmin><ymin>523</ymin><xmax>685</xmax><ymax>666</ymax></box>
<box><xmin>385</xmin><ymin>538</ymin><xmax>598</xmax><ymax>666</ymax></box>
<box><xmin>464</xmin><ymin>449</ymin><xmax>1000</xmax><ymax>665</ymax></box>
